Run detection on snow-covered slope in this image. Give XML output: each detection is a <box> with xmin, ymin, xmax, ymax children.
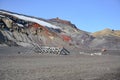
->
<box><xmin>0</xmin><ymin>10</ymin><xmax>60</xmax><ymax>29</ymax></box>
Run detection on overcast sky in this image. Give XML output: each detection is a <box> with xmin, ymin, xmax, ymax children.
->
<box><xmin>0</xmin><ymin>0</ymin><xmax>120</xmax><ymax>32</ymax></box>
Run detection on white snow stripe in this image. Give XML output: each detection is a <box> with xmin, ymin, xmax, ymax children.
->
<box><xmin>0</xmin><ymin>11</ymin><xmax>60</xmax><ymax>29</ymax></box>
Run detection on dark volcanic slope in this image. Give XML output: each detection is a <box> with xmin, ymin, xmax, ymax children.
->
<box><xmin>0</xmin><ymin>10</ymin><xmax>70</xmax><ymax>48</ymax></box>
<box><xmin>0</xmin><ymin>10</ymin><xmax>120</xmax><ymax>50</ymax></box>
<box><xmin>90</xmin><ymin>29</ymin><xmax>120</xmax><ymax>50</ymax></box>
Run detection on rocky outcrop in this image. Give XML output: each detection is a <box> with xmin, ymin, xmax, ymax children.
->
<box><xmin>48</xmin><ymin>17</ymin><xmax>95</xmax><ymax>49</ymax></box>
<box><xmin>0</xmin><ymin>11</ymin><xmax>57</xmax><ymax>47</ymax></box>
<box><xmin>0</xmin><ymin>10</ymin><xmax>120</xmax><ymax>51</ymax></box>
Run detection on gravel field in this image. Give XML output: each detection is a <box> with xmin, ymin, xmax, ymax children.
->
<box><xmin>0</xmin><ymin>47</ymin><xmax>120</xmax><ymax>80</ymax></box>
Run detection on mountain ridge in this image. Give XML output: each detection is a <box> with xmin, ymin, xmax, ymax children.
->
<box><xmin>0</xmin><ymin>10</ymin><xmax>120</xmax><ymax>51</ymax></box>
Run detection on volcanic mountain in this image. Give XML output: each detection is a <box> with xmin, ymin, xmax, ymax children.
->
<box><xmin>0</xmin><ymin>10</ymin><xmax>120</xmax><ymax>51</ymax></box>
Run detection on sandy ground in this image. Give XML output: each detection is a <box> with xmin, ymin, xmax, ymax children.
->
<box><xmin>0</xmin><ymin>47</ymin><xmax>120</xmax><ymax>80</ymax></box>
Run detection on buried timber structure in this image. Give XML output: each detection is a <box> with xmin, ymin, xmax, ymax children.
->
<box><xmin>34</xmin><ymin>46</ymin><xmax>70</xmax><ymax>55</ymax></box>
<box><xmin>25</xmin><ymin>45</ymin><xmax>70</xmax><ymax>55</ymax></box>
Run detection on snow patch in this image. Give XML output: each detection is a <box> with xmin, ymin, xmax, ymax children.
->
<box><xmin>17</xmin><ymin>42</ymin><xmax>32</xmax><ymax>47</ymax></box>
<box><xmin>16</xmin><ymin>23</ymin><xmax>24</xmax><ymax>27</ymax></box>
<box><xmin>0</xmin><ymin>11</ymin><xmax>61</xmax><ymax>29</ymax></box>
<box><xmin>0</xmin><ymin>15</ymin><xmax>5</xmax><ymax>17</ymax></box>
